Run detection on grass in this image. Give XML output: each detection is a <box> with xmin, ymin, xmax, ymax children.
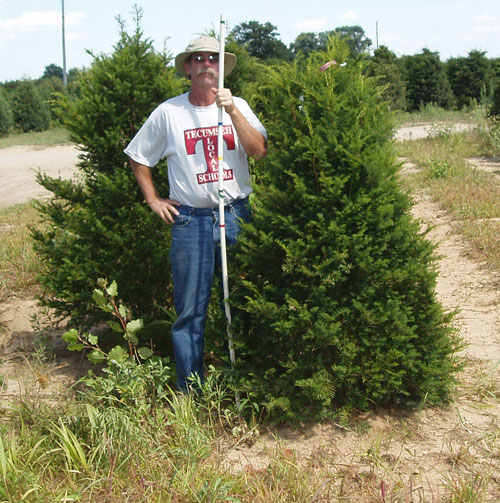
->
<box><xmin>392</xmin><ymin>103</ymin><xmax>482</xmax><ymax>127</ymax></box>
<box><xmin>2</xmin><ymin>113</ymin><xmax>500</xmax><ymax>501</ymax></box>
<box><xmin>0</xmin><ymin>127</ymin><xmax>71</xmax><ymax>149</ymax></box>
<box><xmin>1</xmin><ymin>372</ymin><xmax>499</xmax><ymax>502</ymax></box>
<box><xmin>395</xmin><ymin>120</ymin><xmax>500</xmax><ymax>271</ymax></box>
<box><xmin>0</xmin><ymin>202</ymin><xmax>45</xmax><ymax>300</ymax></box>
<box><xmin>459</xmin><ymin>358</ymin><xmax>500</xmax><ymax>402</ymax></box>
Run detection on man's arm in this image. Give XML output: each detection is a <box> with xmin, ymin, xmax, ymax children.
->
<box><xmin>129</xmin><ymin>158</ymin><xmax>180</xmax><ymax>224</ymax></box>
<box><xmin>214</xmin><ymin>88</ymin><xmax>268</xmax><ymax>161</ymax></box>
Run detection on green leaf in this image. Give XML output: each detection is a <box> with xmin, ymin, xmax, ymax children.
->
<box><xmin>62</xmin><ymin>329</ymin><xmax>78</xmax><ymax>344</ymax></box>
<box><xmin>126</xmin><ymin>333</ymin><xmax>139</xmax><ymax>344</ymax></box>
<box><xmin>93</xmin><ymin>289</ymin><xmax>114</xmax><ymax>313</ymax></box>
<box><xmin>126</xmin><ymin>319</ymin><xmax>144</xmax><ymax>334</ymax></box>
<box><xmin>118</xmin><ymin>304</ymin><xmax>128</xmax><ymax>319</ymax></box>
<box><xmin>137</xmin><ymin>347</ymin><xmax>153</xmax><ymax>359</ymax></box>
<box><xmin>107</xmin><ymin>320</ymin><xmax>122</xmax><ymax>333</ymax></box>
<box><xmin>67</xmin><ymin>342</ymin><xmax>84</xmax><ymax>352</ymax></box>
<box><xmin>106</xmin><ymin>280</ymin><xmax>118</xmax><ymax>297</ymax></box>
<box><xmin>87</xmin><ymin>350</ymin><xmax>106</xmax><ymax>364</ymax></box>
<box><xmin>87</xmin><ymin>334</ymin><xmax>98</xmax><ymax>346</ymax></box>
<box><xmin>92</xmin><ymin>288</ymin><xmax>106</xmax><ymax>306</ymax></box>
<box><xmin>108</xmin><ymin>345</ymin><xmax>128</xmax><ymax>364</ymax></box>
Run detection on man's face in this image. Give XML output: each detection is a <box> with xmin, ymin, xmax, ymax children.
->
<box><xmin>185</xmin><ymin>52</ymin><xmax>219</xmax><ymax>85</ymax></box>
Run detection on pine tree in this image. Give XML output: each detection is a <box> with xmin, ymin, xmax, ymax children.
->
<box><xmin>0</xmin><ymin>88</ymin><xmax>13</xmax><ymax>136</ymax></box>
<box><xmin>366</xmin><ymin>46</ymin><xmax>406</xmax><ymax>111</ymax></box>
<box><xmin>33</xmin><ymin>9</ymin><xmax>184</xmax><ymax>329</ymax></box>
<box><xmin>12</xmin><ymin>80</ymin><xmax>50</xmax><ymax>132</ymax></box>
<box><xmin>403</xmin><ymin>49</ymin><xmax>454</xmax><ymax>111</ymax></box>
<box><xmin>225</xmin><ymin>39</ymin><xmax>460</xmax><ymax>422</ymax></box>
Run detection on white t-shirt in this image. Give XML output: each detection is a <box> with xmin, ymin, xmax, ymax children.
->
<box><xmin>124</xmin><ymin>92</ymin><xmax>267</xmax><ymax>208</ymax></box>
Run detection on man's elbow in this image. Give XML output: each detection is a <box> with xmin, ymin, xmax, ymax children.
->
<box><xmin>250</xmin><ymin>138</ymin><xmax>268</xmax><ymax>161</ymax></box>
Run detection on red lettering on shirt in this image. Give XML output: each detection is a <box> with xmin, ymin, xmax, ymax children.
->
<box><xmin>184</xmin><ymin>126</ymin><xmax>235</xmax><ymax>185</ymax></box>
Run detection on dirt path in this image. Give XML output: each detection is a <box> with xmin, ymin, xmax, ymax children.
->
<box><xmin>0</xmin><ymin>144</ymin><xmax>79</xmax><ymax>209</ymax></box>
<box><xmin>394</xmin><ymin>122</ymin><xmax>474</xmax><ymax>141</ymax></box>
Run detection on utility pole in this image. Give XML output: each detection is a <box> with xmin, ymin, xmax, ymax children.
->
<box><xmin>376</xmin><ymin>21</ymin><xmax>379</xmax><ymax>50</ymax></box>
<box><xmin>61</xmin><ymin>0</ymin><xmax>67</xmax><ymax>87</ymax></box>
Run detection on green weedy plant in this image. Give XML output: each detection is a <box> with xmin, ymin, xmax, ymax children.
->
<box><xmin>32</xmin><ymin>7</ymin><xmax>184</xmax><ymax>330</ymax></box>
<box><xmin>491</xmin><ymin>81</ymin><xmax>500</xmax><ymax>116</ymax></box>
<box><xmin>63</xmin><ymin>278</ymin><xmax>174</xmax><ymax>408</ymax></box>
<box><xmin>226</xmin><ymin>38</ymin><xmax>461</xmax><ymax>422</ymax></box>
<box><xmin>62</xmin><ymin>279</ymin><xmax>153</xmax><ymax>364</ymax></box>
<box><xmin>484</xmin><ymin>116</ymin><xmax>500</xmax><ymax>158</ymax></box>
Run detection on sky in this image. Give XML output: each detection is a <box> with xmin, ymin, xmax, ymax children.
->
<box><xmin>1</xmin><ymin>0</ymin><xmax>499</xmax><ymax>82</ymax></box>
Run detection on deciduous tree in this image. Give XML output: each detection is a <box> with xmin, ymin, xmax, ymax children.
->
<box><xmin>230</xmin><ymin>21</ymin><xmax>290</xmax><ymax>61</ymax></box>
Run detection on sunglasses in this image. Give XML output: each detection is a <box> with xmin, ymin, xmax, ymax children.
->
<box><xmin>192</xmin><ymin>54</ymin><xmax>219</xmax><ymax>64</ymax></box>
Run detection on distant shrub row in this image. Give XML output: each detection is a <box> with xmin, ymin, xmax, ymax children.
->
<box><xmin>2</xmin><ymin>19</ymin><xmax>500</xmax><ymax>138</ymax></box>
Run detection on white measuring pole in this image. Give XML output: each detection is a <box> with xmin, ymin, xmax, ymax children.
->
<box><xmin>218</xmin><ymin>14</ymin><xmax>240</xmax><ymax>408</ymax></box>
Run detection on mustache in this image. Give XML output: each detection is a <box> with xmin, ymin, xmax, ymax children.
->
<box><xmin>196</xmin><ymin>67</ymin><xmax>217</xmax><ymax>77</ymax></box>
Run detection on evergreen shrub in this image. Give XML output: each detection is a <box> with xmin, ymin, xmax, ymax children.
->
<box><xmin>491</xmin><ymin>81</ymin><xmax>500</xmax><ymax>116</ymax></box>
<box><xmin>33</xmin><ymin>11</ymin><xmax>184</xmax><ymax>329</ymax></box>
<box><xmin>12</xmin><ymin>80</ymin><xmax>50</xmax><ymax>132</ymax></box>
<box><xmin>226</xmin><ymin>40</ymin><xmax>460</xmax><ymax>422</ymax></box>
<box><xmin>403</xmin><ymin>49</ymin><xmax>454</xmax><ymax>111</ymax></box>
<box><xmin>0</xmin><ymin>88</ymin><xmax>13</xmax><ymax>136</ymax></box>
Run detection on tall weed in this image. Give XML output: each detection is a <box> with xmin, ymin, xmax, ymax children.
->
<box><xmin>0</xmin><ymin>203</ymin><xmax>44</xmax><ymax>298</ymax></box>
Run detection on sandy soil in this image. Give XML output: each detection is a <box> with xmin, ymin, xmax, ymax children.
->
<box><xmin>1</xmin><ymin>134</ymin><xmax>500</xmax><ymax>499</ymax></box>
<box><xmin>0</xmin><ymin>144</ymin><xmax>79</xmax><ymax>209</ymax></box>
<box><xmin>394</xmin><ymin>122</ymin><xmax>474</xmax><ymax>141</ymax></box>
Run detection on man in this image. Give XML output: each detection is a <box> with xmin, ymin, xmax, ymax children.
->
<box><xmin>124</xmin><ymin>35</ymin><xmax>267</xmax><ymax>391</ymax></box>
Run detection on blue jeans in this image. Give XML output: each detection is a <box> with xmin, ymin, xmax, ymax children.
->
<box><xmin>169</xmin><ymin>197</ymin><xmax>251</xmax><ymax>391</ymax></box>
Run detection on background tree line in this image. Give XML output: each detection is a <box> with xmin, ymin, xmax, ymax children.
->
<box><xmin>1</xmin><ymin>20</ymin><xmax>500</xmax><ymax>137</ymax></box>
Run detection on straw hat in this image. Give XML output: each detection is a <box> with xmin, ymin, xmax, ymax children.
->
<box><xmin>175</xmin><ymin>35</ymin><xmax>237</xmax><ymax>79</ymax></box>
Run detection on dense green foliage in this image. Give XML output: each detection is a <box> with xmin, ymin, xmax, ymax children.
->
<box><xmin>447</xmin><ymin>50</ymin><xmax>494</xmax><ymax>109</ymax></box>
<box><xmin>0</xmin><ymin>88</ymin><xmax>13</xmax><ymax>136</ymax></box>
<box><xmin>289</xmin><ymin>26</ymin><xmax>372</xmax><ymax>59</ymax></box>
<box><xmin>11</xmin><ymin>80</ymin><xmax>50</xmax><ymax>132</ymax></box>
<box><xmin>32</xmin><ymin>12</ymin><xmax>183</xmax><ymax>328</ymax></box>
<box><xmin>366</xmin><ymin>45</ymin><xmax>406</xmax><ymax>111</ymax></box>
<box><xmin>333</xmin><ymin>25</ymin><xmax>372</xmax><ymax>56</ymax></box>
<box><xmin>492</xmin><ymin>81</ymin><xmax>500</xmax><ymax>116</ymax></box>
<box><xmin>223</xmin><ymin>40</ymin><xmax>459</xmax><ymax>421</ymax></box>
<box><xmin>229</xmin><ymin>21</ymin><xmax>291</xmax><ymax>61</ymax></box>
<box><xmin>402</xmin><ymin>49</ymin><xmax>454</xmax><ymax>111</ymax></box>
<box><xmin>223</xmin><ymin>40</ymin><xmax>265</xmax><ymax>99</ymax></box>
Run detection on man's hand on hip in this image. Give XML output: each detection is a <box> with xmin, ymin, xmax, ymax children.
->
<box><xmin>147</xmin><ymin>198</ymin><xmax>181</xmax><ymax>225</ymax></box>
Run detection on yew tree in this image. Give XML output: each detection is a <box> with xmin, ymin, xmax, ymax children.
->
<box><xmin>226</xmin><ymin>40</ymin><xmax>460</xmax><ymax>421</ymax></box>
<box><xmin>33</xmin><ymin>11</ymin><xmax>184</xmax><ymax>328</ymax></box>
